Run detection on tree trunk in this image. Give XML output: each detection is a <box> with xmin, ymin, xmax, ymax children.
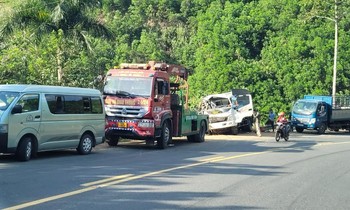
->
<box><xmin>57</xmin><ymin>46</ymin><xmax>63</xmax><ymax>84</ymax></box>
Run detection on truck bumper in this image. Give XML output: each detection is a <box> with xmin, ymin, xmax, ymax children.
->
<box><xmin>292</xmin><ymin>122</ymin><xmax>316</xmax><ymax>129</ymax></box>
<box><xmin>105</xmin><ymin>118</ymin><xmax>155</xmax><ymax>140</ymax></box>
<box><xmin>209</xmin><ymin>121</ymin><xmax>237</xmax><ymax>131</ymax></box>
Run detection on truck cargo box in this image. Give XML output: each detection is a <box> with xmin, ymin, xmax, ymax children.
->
<box><xmin>331</xmin><ymin>109</ymin><xmax>350</xmax><ymax>121</ymax></box>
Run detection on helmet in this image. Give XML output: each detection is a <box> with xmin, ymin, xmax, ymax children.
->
<box><xmin>278</xmin><ymin>112</ymin><xmax>285</xmax><ymax>116</ymax></box>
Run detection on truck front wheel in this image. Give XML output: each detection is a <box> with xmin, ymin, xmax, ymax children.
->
<box><xmin>231</xmin><ymin>126</ymin><xmax>238</xmax><ymax>135</ymax></box>
<box><xmin>157</xmin><ymin>121</ymin><xmax>172</xmax><ymax>149</ymax></box>
<box><xmin>245</xmin><ymin>119</ymin><xmax>253</xmax><ymax>132</ymax></box>
<box><xmin>107</xmin><ymin>136</ymin><xmax>120</xmax><ymax>146</ymax></box>
<box><xmin>296</xmin><ymin>127</ymin><xmax>304</xmax><ymax>133</ymax></box>
<box><xmin>318</xmin><ymin>123</ymin><xmax>327</xmax><ymax>134</ymax></box>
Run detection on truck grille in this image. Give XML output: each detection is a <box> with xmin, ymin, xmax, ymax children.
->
<box><xmin>296</xmin><ymin>118</ymin><xmax>309</xmax><ymax>123</ymax></box>
<box><xmin>106</xmin><ymin>105</ymin><xmax>148</xmax><ymax>118</ymax></box>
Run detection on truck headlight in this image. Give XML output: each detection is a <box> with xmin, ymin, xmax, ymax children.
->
<box><xmin>138</xmin><ymin>121</ymin><xmax>154</xmax><ymax>128</ymax></box>
<box><xmin>0</xmin><ymin>124</ymin><xmax>8</xmax><ymax>133</ymax></box>
<box><xmin>309</xmin><ymin>118</ymin><xmax>316</xmax><ymax>124</ymax></box>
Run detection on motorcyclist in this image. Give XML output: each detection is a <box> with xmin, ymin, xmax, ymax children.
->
<box><xmin>277</xmin><ymin>112</ymin><xmax>288</xmax><ymax>123</ymax></box>
<box><xmin>276</xmin><ymin>112</ymin><xmax>290</xmax><ymax>136</ymax></box>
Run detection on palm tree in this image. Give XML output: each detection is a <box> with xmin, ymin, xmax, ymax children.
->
<box><xmin>0</xmin><ymin>0</ymin><xmax>113</xmax><ymax>84</ymax></box>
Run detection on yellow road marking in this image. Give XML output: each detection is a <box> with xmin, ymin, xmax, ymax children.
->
<box><xmin>210</xmin><ymin>151</ymin><xmax>272</xmax><ymax>162</ymax></box>
<box><xmin>200</xmin><ymin>156</ymin><xmax>225</xmax><ymax>162</ymax></box>
<box><xmin>81</xmin><ymin>174</ymin><xmax>133</xmax><ymax>187</ymax></box>
<box><xmin>4</xmin><ymin>140</ymin><xmax>350</xmax><ymax>209</ymax></box>
<box><xmin>3</xmin><ymin>187</ymin><xmax>97</xmax><ymax>210</ymax></box>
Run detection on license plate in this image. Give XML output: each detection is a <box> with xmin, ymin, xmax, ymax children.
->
<box><xmin>117</xmin><ymin>122</ymin><xmax>128</xmax><ymax>128</ymax></box>
<box><xmin>297</xmin><ymin>124</ymin><xmax>304</xmax><ymax>127</ymax></box>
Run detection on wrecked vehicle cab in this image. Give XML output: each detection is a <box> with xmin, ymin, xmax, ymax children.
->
<box><xmin>200</xmin><ymin>89</ymin><xmax>254</xmax><ymax>135</ymax></box>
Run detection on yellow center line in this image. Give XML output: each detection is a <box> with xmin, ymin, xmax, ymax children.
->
<box><xmin>81</xmin><ymin>174</ymin><xmax>133</xmax><ymax>187</ymax></box>
<box><xmin>200</xmin><ymin>156</ymin><xmax>225</xmax><ymax>162</ymax></box>
<box><xmin>5</xmin><ymin>140</ymin><xmax>350</xmax><ymax>210</ymax></box>
<box><xmin>210</xmin><ymin>151</ymin><xmax>272</xmax><ymax>162</ymax></box>
<box><xmin>3</xmin><ymin>187</ymin><xmax>97</xmax><ymax>210</ymax></box>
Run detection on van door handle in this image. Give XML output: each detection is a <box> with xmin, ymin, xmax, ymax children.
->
<box><xmin>35</xmin><ymin>115</ymin><xmax>41</xmax><ymax>119</ymax></box>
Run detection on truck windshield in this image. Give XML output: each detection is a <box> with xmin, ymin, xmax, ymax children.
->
<box><xmin>292</xmin><ymin>101</ymin><xmax>317</xmax><ymax>115</ymax></box>
<box><xmin>0</xmin><ymin>91</ymin><xmax>19</xmax><ymax>111</ymax></box>
<box><xmin>103</xmin><ymin>77</ymin><xmax>152</xmax><ymax>97</ymax></box>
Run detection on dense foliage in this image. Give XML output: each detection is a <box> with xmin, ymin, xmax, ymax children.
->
<box><xmin>1</xmin><ymin>0</ymin><xmax>350</xmax><ymax>121</ymax></box>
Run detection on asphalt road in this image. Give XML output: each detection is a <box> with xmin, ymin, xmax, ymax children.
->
<box><xmin>1</xmin><ymin>129</ymin><xmax>350</xmax><ymax>210</ymax></box>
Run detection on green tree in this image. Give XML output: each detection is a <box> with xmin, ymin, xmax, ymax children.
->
<box><xmin>0</xmin><ymin>0</ymin><xmax>112</xmax><ymax>84</ymax></box>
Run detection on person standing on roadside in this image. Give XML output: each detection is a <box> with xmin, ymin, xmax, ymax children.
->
<box><xmin>267</xmin><ymin>109</ymin><xmax>276</xmax><ymax>132</ymax></box>
<box><xmin>253</xmin><ymin>110</ymin><xmax>262</xmax><ymax>137</ymax></box>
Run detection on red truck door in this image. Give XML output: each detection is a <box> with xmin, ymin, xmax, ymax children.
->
<box><xmin>153</xmin><ymin>78</ymin><xmax>171</xmax><ymax>128</ymax></box>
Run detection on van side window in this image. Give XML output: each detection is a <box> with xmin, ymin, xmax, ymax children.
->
<box><xmin>16</xmin><ymin>94</ymin><xmax>39</xmax><ymax>113</ymax></box>
<box><xmin>56</xmin><ymin>96</ymin><xmax>64</xmax><ymax>113</ymax></box>
<box><xmin>64</xmin><ymin>95</ymin><xmax>83</xmax><ymax>114</ymax></box>
<box><xmin>45</xmin><ymin>95</ymin><xmax>65</xmax><ymax>114</ymax></box>
<box><xmin>45</xmin><ymin>94</ymin><xmax>103</xmax><ymax>114</ymax></box>
<box><xmin>83</xmin><ymin>97</ymin><xmax>91</xmax><ymax>113</ymax></box>
<box><xmin>91</xmin><ymin>97</ymin><xmax>103</xmax><ymax>114</ymax></box>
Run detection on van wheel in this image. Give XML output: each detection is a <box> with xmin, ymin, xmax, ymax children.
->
<box><xmin>157</xmin><ymin>121</ymin><xmax>171</xmax><ymax>149</ymax></box>
<box><xmin>16</xmin><ymin>137</ymin><xmax>32</xmax><ymax>161</ymax></box>
<box><xmin>107</xmin><ymin>136</ymin><xmax>119</xmax><ymax>146</ymax></box>
<box><xmin>77</xmin><ymin>134</ymin><xmax>93</xmax><ymax>155</ymax></box>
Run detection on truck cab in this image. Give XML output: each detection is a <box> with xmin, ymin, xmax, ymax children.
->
<box><xmin>291</xmin><ymin>95</ymin><xmax>350</xmax><ymax>134</ymax></box>
<box><xmin>291</xmin><ymin>99</ymin><xmax>329</xmax><ymax>133</ymax></box>
<box><xmin>200</xmin><ymin>89</ymin><xmax>253</xmax><ymax>134</ymax></box>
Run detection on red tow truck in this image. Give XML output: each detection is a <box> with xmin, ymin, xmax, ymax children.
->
<box><xmin>103</xmin><ymin>61</ymin><xmax>209</xmax><ymax>148</ymax></box>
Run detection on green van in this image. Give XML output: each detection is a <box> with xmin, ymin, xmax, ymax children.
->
<box><xmin>0</xmin><ymin>85</ymin><xmax>105</xmax><ymax>161</ymax></box>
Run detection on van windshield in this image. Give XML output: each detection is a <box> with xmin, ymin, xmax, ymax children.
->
<box><xmin>0</xmin><ymin>91</ymin><xmax>19</xmax><ymax>111</ymax></box>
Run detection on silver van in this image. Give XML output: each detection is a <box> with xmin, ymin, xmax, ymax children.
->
<box><xmin>0</xmin><ymin>85</ymin><xmax>105</xmax><ymax>161</ymax></box>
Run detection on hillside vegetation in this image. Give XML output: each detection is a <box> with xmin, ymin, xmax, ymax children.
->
<box><xmin>1</xmin><ymin>0</ymin><xmax>350</xmax><ymax>116</ymax></box>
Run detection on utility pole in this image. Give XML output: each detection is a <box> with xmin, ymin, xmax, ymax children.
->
<box><xmin>332</xmin><ymin>0</ymin><xmax>338</xmax><ymax>103</ymax></box>
<box><xmin>311</xmin><ymin>0</ymin><xmax>340</xmax><ymax>103</ymax></box>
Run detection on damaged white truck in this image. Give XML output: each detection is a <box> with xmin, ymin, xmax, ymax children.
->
<box><xmin>200</xmin><ymin>89</ymin><xmax>254</xmax><ymax>135</ymax></box>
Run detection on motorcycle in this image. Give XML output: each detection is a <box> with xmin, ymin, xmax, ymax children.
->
<box><xmin>275</xmin><ymin>122</ymin><xmax>290</xmax><ymax>142</ymax></box>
